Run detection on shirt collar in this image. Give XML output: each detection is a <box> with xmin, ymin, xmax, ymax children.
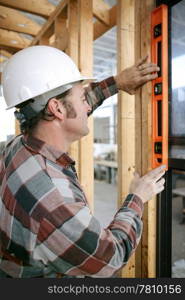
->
<box><xmin>22</xmin><ymin>135</ymin><xmax>75</xmax><ymax>168</ymax></box>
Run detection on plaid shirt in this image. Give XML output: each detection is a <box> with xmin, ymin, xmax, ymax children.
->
<box><xmin>0</xmin><ymin>77</ymin><xmax>144</xmax><ymax>278</ymax></box>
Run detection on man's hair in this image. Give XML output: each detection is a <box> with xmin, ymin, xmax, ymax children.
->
<box><xmin>16</xmin><ymin>90</ymin><xmax>71</xmax><ymax>135</ymax></box>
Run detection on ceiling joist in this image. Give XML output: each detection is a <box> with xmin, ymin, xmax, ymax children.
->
<box><xmin>0</xmin><ymin>0</ymin><xmax>56</xmax><ymax>18</ymax></box>
<box><xmin>0</xmin><ymin>28</ymin><xmax>31</xmax><ymax>50</ymax></box>
<box><xmin>0</xmin><ymin>5</ymin><xmax>41</xmax><ymax>36</ymax></box>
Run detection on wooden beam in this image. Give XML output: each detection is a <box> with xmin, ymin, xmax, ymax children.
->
<box><xmin>53</xmin><ymin>9</ymin><xmax>68</xmax><ymax>50</ymax></box>
<box><xmin>93</xmin><ymin>0</ymin><xmax>110</xmax><ymax>25</ymax></box>
<box><xmin>140</xmin><ymin>0</ymin><xmax>156</xmax><ymax>278</ymax></box>
<box><xmin>94</xmin><ymin>5</ymin><xmax>116</xmax><ymax>40</ymax></box>
<box><xmin>78</xmin><ymin>0</ymin><xmax>94</xmax><ymax>211</ymax></box>
<box><xmin>0</xmin><ymin>45</ymin><xmax>18</xmax><ymax>53</ymax></box>
<box><xmin>134</xmin><ymin>0</ymin><xmax>142</xmax><ymax>278</ymax></box>
<box><xmin>0</xmin><ymin>5</ymin><xmax>41</xmax><ymax>36</ymax></box>
<box><xmin>0</xmin><ymin>0</ymin><xmax>55</xmax><ymax>18</ymax></box>
<box><xmin>31</xmin><ymin>0</ymin><xmax>68</xmax><ymax>46</ymax></box>
<box><xmin>0</xmin><ymin>28</ymin><xmax>31</xmax><ymax>49</ymax></box>
<box><xmin>117</xmin><ymin>0</ymin><xmax>137</xmax><ymax>278</ymax></box>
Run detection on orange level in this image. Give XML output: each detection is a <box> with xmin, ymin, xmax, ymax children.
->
<box><xmin>151</xmin><ymin>4</ymin><xmax>168</xmax><ymax>170</ymax></box>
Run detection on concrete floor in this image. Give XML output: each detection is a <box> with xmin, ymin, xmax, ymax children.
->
<box><xmin>94</xmin><ymin>180</ymin><xmax>185</xmax><ymax>278</ymax></box>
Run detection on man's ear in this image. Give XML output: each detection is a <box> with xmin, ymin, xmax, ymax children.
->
<box><xmin>47</xmin><ymin>98</ymin><xmax>64</xmax><ymax>120</ymax></box>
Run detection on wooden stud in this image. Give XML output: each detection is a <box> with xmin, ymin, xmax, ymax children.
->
<box><xmin>134</xmin><ymin>0</ymin><xmax>142</xmax><ymax>278</ymax></box>
<box><xmin>140</xmin><ymin>0</ymin><xmax>156</xmax><ymax>278</ymax></box>
<box><xmin>0</xmin><ymin>0</ymin><xmax>55</xmax><ymax>18</ymax></box>
<box><xmin>53</xmin><ymin>9</ymin><xmax>68</xmax><ymax>51</ymax></box>
<box><xmin>0</xmin><ymin>5</ymin><xmax>41</xmax><ymax>36</ymax></box>
<box><xmin>117</xmin><ymin>0</ymin><xmax>137</xmax><ymax>278</ymax></box>
<box><xmin>78</xmin><ymin>0</ymin><xmax>94</xmax><ymax>211</ymax></box>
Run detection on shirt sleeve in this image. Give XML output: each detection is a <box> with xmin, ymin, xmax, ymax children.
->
<box><xmin>33</xmin><ymin>172</ymin><xmax>144</xmax><ymax>277</ymax></box>
<box><xmin>85</xmin><ymin>76</ymin><xmax>118</xmax><ymax>114</ymax></box>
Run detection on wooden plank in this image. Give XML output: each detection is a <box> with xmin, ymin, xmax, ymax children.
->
<box><xmin>117</xmin><ymin>0</ymin><xmax>137</xmax><ymax>278</ymax></box>
<box><xmin>0</xmin><ymin>28</ymin><xmax>31</xmax><ymax>49</ymax></box>
<box><xmin>140</xmin><ymin>0</ymin><xmax>156</xmax><ymax>278</ymax></box>
<box><xmin>94</xmin><ymin>5</ymin><xmax>116</xmax><ymax>40</ymax></box>
<box><xmin>0</xmin><ymin>5</ymin><xmax>41</xmax><ymax>36</ymax></box>
<box><xmin>93</xmin><ymin>0</ymin><xmax>110</xmax><ymax>25</ymax></box>
<box><xmin>0</xmin><ymin>0</ymin><xmax>55</xmax><ymax>18</ymax></box>
<box><xmin>78</xmin><ymin>0</ymin><xmax>94</xmax><ymax>211</ymax></box>
<box><xmin>134</xmin><ymin>0</ymin><xmax>142</xmax><ymax>278</ymax></box>
<box><xmin>31</xmin><ymin>0</ymin><xmax>68</xmax><ymax>46</ymax></box>
<box><xmin>66</xmin><ymin>0</ymin><xmax>80</xmax><ymax>175</ymax></box>
<box><xmin>53</xmin><ymin>9</ymin><xmax>68</xmax><ymax>50</ymax></box>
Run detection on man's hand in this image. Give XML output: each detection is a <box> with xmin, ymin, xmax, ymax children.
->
<box><xmin>129</xmin><ymin>165</ymin><xmax>166</xmax><ymax>203</ymax></box>
<box><xmin>114</xmin><ymin>55</ymin><xmax>160</xmax><ymax>95</ymax></box>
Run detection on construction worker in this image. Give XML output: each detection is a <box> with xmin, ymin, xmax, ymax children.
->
<box><xmin>0</xmin><ymin>46</ymin><xmax>165</xmax><ymax>278</ymax></box>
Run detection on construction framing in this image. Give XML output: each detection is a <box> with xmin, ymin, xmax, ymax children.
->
<box><xmin>0</xmin><ymin>0</ymin><xmax>157</xmax><ymax>278</ymax></box>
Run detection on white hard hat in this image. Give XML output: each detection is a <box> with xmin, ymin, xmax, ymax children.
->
<box><xmin>2</xmin><ymin>46</ymin><xmax>93</xmax><ymax>110</ymax></box>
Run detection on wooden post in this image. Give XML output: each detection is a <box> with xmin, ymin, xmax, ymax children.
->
<box><xmin>78</xmin><ymin>0</ymin><xmax>94</xmax><ymax>210</ymax></box>
<box><xmin>140</xmin><ymin>0</ymin><xmax>156</xmax><ymax>278</ymax></box>
<box><xmin>117</xmin><ymin>0</ymin><xmax>157</xmax><ymax>278</ymax></box>
<box><xmin>54</xmin><ymin>8</ymin><xmax>68</xmax><ymax>51</ymax></box>
<box><xmin>117</xmin><ymin>0</ymin><xmax>137</xmax><ymax>277</ymax></box>
<box><xmin>134</xmin><ymin>0</ymin><xmax>142</xmax><ymax>278</ymax></box>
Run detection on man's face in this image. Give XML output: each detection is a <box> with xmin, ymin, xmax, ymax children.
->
<box><xmin>61</xmin><ymin>83</ymin><xmax>92</xmax><ymax>141</ymax></box>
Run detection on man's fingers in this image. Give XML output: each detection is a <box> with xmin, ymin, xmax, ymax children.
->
<box><xmin>138</xmin><ymin>62</ymin><xmax>159</xmax><ymax>71</ymax></box>
<box><xmin>143</xmin><ymin>165</ymin><xmax>166</xmax><ymax>180</ymax></box>
<box><xmin>156</xmin><ymin>185</ymin><xmax>165</xmax><ymax>194</ymax></box>
<box><xmin>150</xmin><ymin>171</ymin><xmax>165</xmax><ymax>183</ymax></box>
<box><xmin>156</xmin><ymin>177</ymin><xmax>165</xmax><ymax>186</ymax></box>
<box><xmin>140</xmin><ymin>66</ymin><xmax>160</xmax><ymax>76</ymax></box>
<box><xmin>139</xmin><ymin>73</ymin><xmax>158</xmax><ymax>84</ymax></box>
<box><xmin>136</xmin><ymin>55</ymin><xmax>148</xmax><ymax>67</ymax></box>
